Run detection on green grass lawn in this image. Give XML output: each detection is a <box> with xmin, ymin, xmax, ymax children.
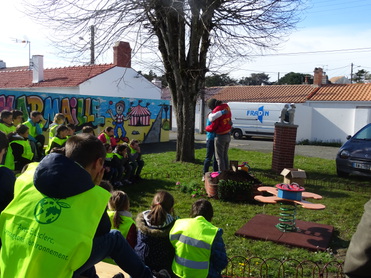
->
<box><xmin>123</xmin><ymin>147</ymin><xmax>371</xmax><ymax>267</ymax></box>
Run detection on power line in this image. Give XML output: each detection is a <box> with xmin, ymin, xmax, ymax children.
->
<box><xmin>251</xmin><ymin>47</ymin><xmax>371</xmax><ymax>57</ymax></box>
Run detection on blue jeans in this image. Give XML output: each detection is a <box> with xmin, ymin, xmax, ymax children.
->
<box><xmin>203</xmin><ymin>139</ymin><xmax>218</xmax><ymax>174</ymax></box>
<box><xmin>215</xmin><ymin>134</ymin><xmax>231</xmax><ymax>171</ymax></box>
<box><xmin>73</xmin><ymin>230</ymin><xmax>153</xmax><ymax>278</ymax></box>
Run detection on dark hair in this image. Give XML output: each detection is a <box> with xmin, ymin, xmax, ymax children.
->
<box><xmin>82</xmin><ymin>126</ymin><xmax>95</xmax><ymax>135</ymax></box>
<box><xmin>0</xmin><ymin>131</ymin><xmax>9</xmax><ymax>152</ymax></box>
<box><xmin>30</xmin><ymin>111</ymin><xmax>42</xmax><ymax>118</ymax></box>
<box><xmin>105</xmin><ymin>126</ymin><xmax>114</xmax><ymax>133</ymax></box>
<box><xmin>16</xmin><ymin>124</ymin><xmax>29</xmax><ymax>136</ymax></box>
<box><xmin>65</xmin><ymin>134</ymin><xmax>106</xmax><ymax>168</ymax></box>
<box><xmin>190</xmin><ymin>199</ymin><xmax>214</xmax><ymax>222</ymax></box>
<box><xmin>56</xmin><ymin>125</ymin><xmax>69</xmax><ymax>137</ymax></box>
<box><xmin>67</xmin><ymin>123</ymin><xmax>76</xmax><ymax>130</ymax></box>
<box><xmin>115</xmin><ymin>143</ymin><xmax>128</xmax><ymax>153</ymax></box>
<box><xmin>148</xmin><ymin>190</ymin><xmax>174</xmax><ymax>226</ymax></box>
<box><xmin>0</xmin><ymin>110</ymin><xmax>12</xmax><ymax>120</ymax></box>
<box><xmin>104</xmin><ymin>143</ymin><xmax>112</xmax><ymax>152</ymax></box>
<box><xmin>12</xmin><ymin>110</ymin><xmax>23</xmax><ymax>120</ymax></box>
<box><xmin>109</xmin><ymin>190</ymin><xmax>130</xmax><ymax>229</ymax></box>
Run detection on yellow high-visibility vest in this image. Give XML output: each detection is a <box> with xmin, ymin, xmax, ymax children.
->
<box><xmin>0</xmin><ymin>162</ymin><xmax>110</xmax><ymax>278</ymax></box>
<box><xmin>4</xmin><ymin>139</ymin><xmax>33</xmax><ymax>170</ymax></box>
<box><xmin>107</xmin><ymin>210</ymin><xmax>135</xmax><ymax>238</ymax></box>
<box><xmin>46</xmin><ymin>137</ymin><xmax>68</xmax><ymax>154</ymax></box>
<box><xmin>170</xmin><ymin>216</ymin><xmax>218</xmax><ymax>278</ymax></box>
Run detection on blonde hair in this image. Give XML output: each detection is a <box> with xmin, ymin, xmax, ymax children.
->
<box><xmin>108</xmin><ymin>191</ymin><xmax>130</xmax><ymax>229</ymax></box>
<box><xmin>53</xmin><ymin>113</ymin><xmax>65</xmax><ymax>124</ymax></box>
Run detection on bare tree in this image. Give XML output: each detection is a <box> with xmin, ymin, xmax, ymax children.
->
<box><xmin>26</xmin><ymin>0</ymin><xmax>304</xmax><ymax>162</ymax></box>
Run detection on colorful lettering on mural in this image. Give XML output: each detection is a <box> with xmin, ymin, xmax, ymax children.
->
<box><xmin>0</xmin><ymin>90</ymin><xmax>170</xmax><ymax>143</ymax></box>
<box><xmin>0</xmin><ymin>94</ymin><xmax>104</xmax><ymax>128</ymax></box>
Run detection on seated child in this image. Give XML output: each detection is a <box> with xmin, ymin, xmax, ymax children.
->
<box><xmin>135</xmin><ymin>191</ymin><xmax>177</xmax><ymax>276</ymax></box>
<box><xmin>113</xmin><ymin>144</ymin><xmax>133</xmax><ymax>187</ymax></box>
<box><xmin>82</xmin><ymin>126</ymin><xmax>95</xmax><ymax>135</ymax></box>
<box><xmin>107</xmin><ymin>190</ymin><xmax>137</xmax><ymax>248</ymax></box>
<box><xmin>128</xmin><ymin>139</ymin><xmax>144</xmax><ymax>181</ymax></box>
<box><xmin>66</xmin><ymin>123</ymin><xmax>76</xmax><ymax>137</ymax></box>
<box><xmin>98</xmin><ymin>126</ymin><xmax>117</xmax><ymax>149</ymax></box>
<box><xmin>5</xmin><ymin>124</ymin><xmax>34</xmax><ymax>171</ymax></box>
<box><xmin>0</xmin><ymin>110</ymin><xmax>15</xmax><ymax>134</ymax></box>
<box><xmin>103</xmin><ymin>143</ymin><xmax>118</xmax><ymax>185</ymax></box>
<box><xmin>48</xmin><ymin>113</ymin><xmax>65</xmax><ymax>141</ymax></box>
<box><xmin>46</xmin><ymin>125</ymin><xmax>69</xmax><ymax>154</ymax></box>
<box><xmin>12</xmin><ymin>110</ymin><xmax>24</xmax><ymax>128</ymax></box>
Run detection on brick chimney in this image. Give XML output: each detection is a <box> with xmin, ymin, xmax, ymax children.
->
<box><xmin>313</xmin><ymin>67</ymin><xmax>324</xmax><ymax>87</ymax></box>
<box><xmin>113</xmin><ymin>41</ymin><xmax>131</xmax><ymax>68</ymax></box>
<box><xmin>32</xmin><ymin>55</ymin><xmax>44</xmax><ymax>83</ymax></box>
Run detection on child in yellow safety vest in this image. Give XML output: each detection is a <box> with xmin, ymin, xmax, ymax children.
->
<box><xmin>48</xmin><ymin>113</ymin><xmax>66</xmax><ymax>141</ymax></box>
<box><xmin>0</xmin><ymin>110</ymin><xmax>15</xmax><ymax>135</ymax></box>
<box><xmin>107</xmin><ymin>190</ymin><xmax>137</xmax><ymax>248</ymax></box>
<box><xmin>46</xmin><ymin>125</ymin><xmax>69</xmax><ymax>154</ymax></box>
<box><xmin>5</xmin><ymin>124</ymin><xmax>34</xmax><ymax>171</ymax></box>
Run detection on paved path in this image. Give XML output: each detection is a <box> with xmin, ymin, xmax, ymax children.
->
<box><xmin>142</xmin><ymin>132</ymin><xmax>339</xmax><ymax>160</ymax></box>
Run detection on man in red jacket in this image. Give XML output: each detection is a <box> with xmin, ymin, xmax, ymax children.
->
<box><xmin>205</xmin><ymin>98</ymin><xmax>232</xmax><ymax>171</ymax></box>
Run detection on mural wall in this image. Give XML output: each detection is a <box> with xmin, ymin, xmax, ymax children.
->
<box><xmin>0</xmin><ymin>90</ymin><xmax>171</xmax><ymax>143</ymax></box>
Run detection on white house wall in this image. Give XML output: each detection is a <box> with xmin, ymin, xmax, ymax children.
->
<box><xmin>79</xmin><ymin>67</ymin><xmax>161</xmax><ymax>99</ymax></box>
<box><xmin>306</xmin><ymin>101</ymin><xmax>371</xmax><ymax>143</ymax></box>
<box><xmin>293</xmin><ymin>104</ymin><xmax>312</xmax><ymax>142</ymax></box>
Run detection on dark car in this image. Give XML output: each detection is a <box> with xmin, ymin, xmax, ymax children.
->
<box><xmin>336</xmin><ymin>123</ymin><xmax>371</xmax><ymax>177</ymax></box>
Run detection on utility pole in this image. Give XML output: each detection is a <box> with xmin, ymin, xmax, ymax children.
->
<box><xmin>350</xmin><ymin>63</ymin><xmax>353</xmax><ymax>84</ymax></box>
<box><xmin>90</xmin><ymin>25</ymin><xmax>95</xmax><ymax>64</ymax></box>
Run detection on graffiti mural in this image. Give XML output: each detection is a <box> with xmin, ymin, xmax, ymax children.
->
<box><xmin>0</xmin><ymin>90</ymin><xmax>171</xmax><ymax>143</ymax></box>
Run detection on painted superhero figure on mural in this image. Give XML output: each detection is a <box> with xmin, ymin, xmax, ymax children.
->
<box><xmin>107</xmin><ymin>101</ymin><xmax>131</xmax><ymax>143</ymax></box>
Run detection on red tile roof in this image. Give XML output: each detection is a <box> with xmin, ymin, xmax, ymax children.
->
<box><xmin>307</xmin><ymin>83</ymin><xmax>371</xmax><ymax>101</ymax></box>
<box><xmin>0</xmin><ymin>64</ymin><xmax>115</xmax><ymax>88</ymax></box>
<box><xmin>212</xmin><ymin>85</ymin><xmax>317</xmax><ymax>103</ymax></box>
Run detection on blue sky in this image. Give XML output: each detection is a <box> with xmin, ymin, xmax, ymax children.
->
<box><xmin>1</xmin><ymin>0</ymin><xmax>371</xmax><ymax>82</ymax></box>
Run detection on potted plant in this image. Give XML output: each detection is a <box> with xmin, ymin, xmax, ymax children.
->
<box><xmin>204</xmin><ymin>170</ymin><xmax>262</xmax><ymax>202</ymax></box>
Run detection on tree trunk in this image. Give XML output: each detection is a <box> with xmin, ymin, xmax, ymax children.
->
<box><xmin>175</xmin><ymin>98</ymin><xmax>196</xmax><ymax>162</ymax></box>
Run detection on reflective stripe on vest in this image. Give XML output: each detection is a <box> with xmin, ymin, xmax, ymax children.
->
<box><xmin>46</xmin><ymin>137</ymin><xmax>67</xmax><ymax>154</ymax></box>
<box><xmin>170</xmin><ymin>216</ymin><xmax>218</xmax><ymax>278</ymax></box>
<box><xmin>0</xmin><ymin>162</ymin><xmax>111</xmax><ymax>278</ymax></box>
<box><xmin>4</xmin><ymin>139</ymin><xmax>34</xmax><ymax>170</ymax></box>
<box><xmin>107</xmin><ymin>211</ymin><xmax>135</xmax><ymax>238</ymax></box>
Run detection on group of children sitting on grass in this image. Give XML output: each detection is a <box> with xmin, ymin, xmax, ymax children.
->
<box><xmin>106</xmin><ymin>188</ymin><xmax>228</xmax><ymax>278</ymax></box>
<box><xmin>0</xmin><ymin>109</ymin><xmax>144</xmax><ymax>187</ymax></box>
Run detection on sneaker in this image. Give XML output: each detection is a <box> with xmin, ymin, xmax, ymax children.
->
<box><xmin>201</xmin><ymin>175</ymin><xmax>205</xmax><ymax>182</ymax></box>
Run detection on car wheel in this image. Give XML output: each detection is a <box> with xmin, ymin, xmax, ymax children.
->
<box><xmin>336</xmin><ymin>168</ymin><xmax>349</xmax><ymax>178</ymax></box>
<box><xmin>232</xmin><ymin>129</ymin><xmax>243</xmax><ymax>139</ymax></box>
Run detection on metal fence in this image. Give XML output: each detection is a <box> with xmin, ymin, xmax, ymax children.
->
<box><xmin>222</xmin><ymin>256</ymin><xmax>345</xmax><ymax>278</ymax></box>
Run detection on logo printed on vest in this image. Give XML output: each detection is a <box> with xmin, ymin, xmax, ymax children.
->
<box><xmin>34</xmin><ymin>197</ymin><xmax>71</xmax><ymax>224</ymax></box>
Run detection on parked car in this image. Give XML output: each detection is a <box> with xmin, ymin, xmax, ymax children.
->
<box><xmin>336</xmin><ymin>123</ymin><xmax>371</xmax><ymax>177</ymax></box>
